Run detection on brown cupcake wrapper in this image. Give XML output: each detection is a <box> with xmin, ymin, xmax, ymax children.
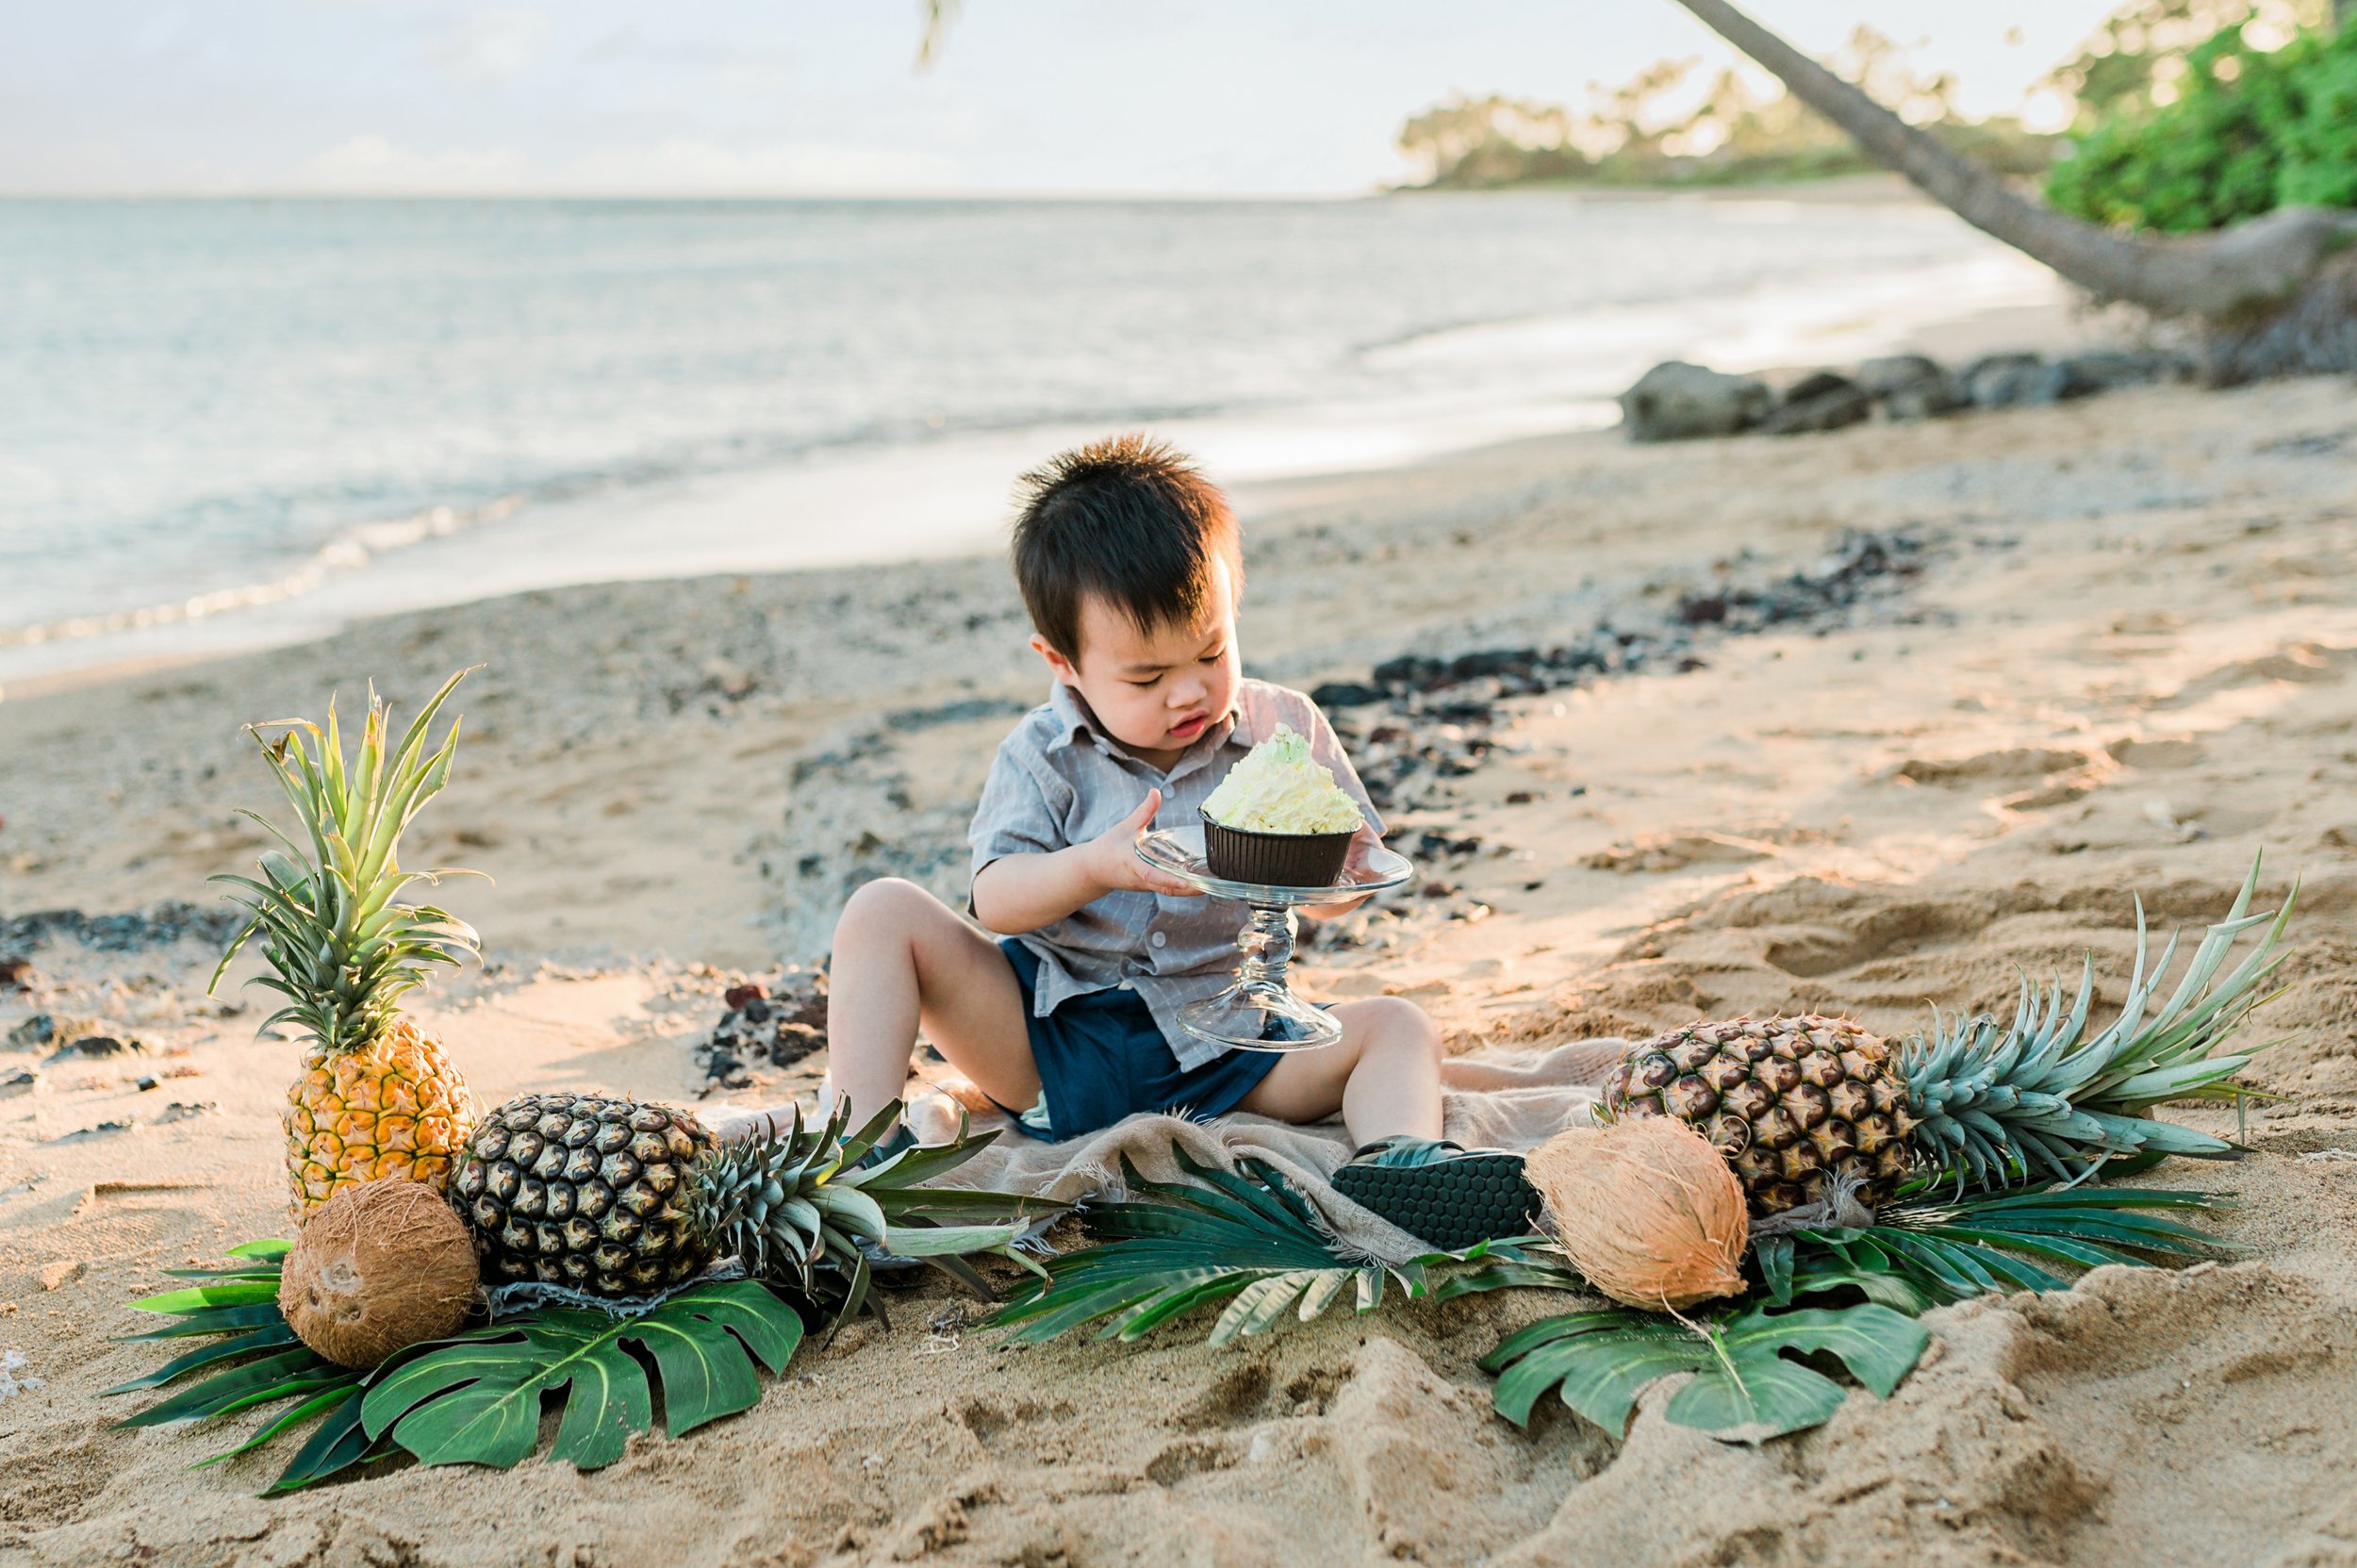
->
<box><xmin>1200</xmin><ymin>812</ymin><xmax>1355</xmax><ymax>887</ymax></box>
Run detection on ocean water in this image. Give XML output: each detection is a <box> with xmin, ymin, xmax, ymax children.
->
<box><xmin>0</xmin><ymin>195</ymin><xmax>2056</xmax><ymax>685</ymax></box>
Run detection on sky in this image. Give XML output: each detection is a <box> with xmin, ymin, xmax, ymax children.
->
<box><xmin>5</xmin><ymin>2</ymin><xmax>2130</xmax><ymax>198</ymax></box>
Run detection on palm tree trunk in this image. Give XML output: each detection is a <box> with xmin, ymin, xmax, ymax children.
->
<box><xmin>1670</xmin><ymin>0</ymin><xmax>2357</xmax><ymax>362</ymax></box>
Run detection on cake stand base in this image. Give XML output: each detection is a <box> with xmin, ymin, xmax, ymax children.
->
<box><xmin>1178</xmin><ymin>982</ymin><xmax>1343</xmax><ymax>1052</ymax></box>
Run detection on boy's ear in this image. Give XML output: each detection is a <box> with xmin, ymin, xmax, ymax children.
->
<box><xmin>1030</xmin><ymin>633</ymin><xmax>1081</xmax><ymax>686</ymax></box>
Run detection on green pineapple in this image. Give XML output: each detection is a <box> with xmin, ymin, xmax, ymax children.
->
<box><xmin>211</xmin><ymin>668</ymin><xmax>483</xmax><ymax>1213</ymax></box>
<box><xmin>452</xmin><ymin>1094</ymin><xmax>1029</xmax><ymax>1300</ymax></box>
<box><xmin>1605</xmin><ymin>860</ymin><xmax>2292</xmax><ymax>1214</ymax></box>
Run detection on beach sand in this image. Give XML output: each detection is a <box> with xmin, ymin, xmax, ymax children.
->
<box><xmin>4</xmin><ymin>374</ymin><xmax>2355</xmax><ymax>1566</ymax></box>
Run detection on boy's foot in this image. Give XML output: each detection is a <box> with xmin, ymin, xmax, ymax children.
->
<box><xmin>1329</xmin><ymin>1137</ymin><xmax>1541</xmax><ymax>1252</ymax></box>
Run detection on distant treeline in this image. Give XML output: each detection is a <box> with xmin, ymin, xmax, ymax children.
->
<box><xmin>1397</xmin><ymin>27</ymin><xmax>2058</xmax><ymax>191</ymax></box>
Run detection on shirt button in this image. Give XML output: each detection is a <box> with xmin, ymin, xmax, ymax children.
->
<box><xmin>1150</xmin><ymin>931</ymin><xmax>1168</xmax><ymax>949</ymax></box>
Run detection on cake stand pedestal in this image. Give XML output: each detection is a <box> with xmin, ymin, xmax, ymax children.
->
<box><xmin>1134</xmin><ymin>824</ymin><xmax>1413</xmax><ymax>1052</ymax></box>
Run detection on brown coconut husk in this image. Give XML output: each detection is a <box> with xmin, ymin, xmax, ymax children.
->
<box><xmin>1525</xmin><ymin>1116</ymin><xmax>1749</xmax><ymax>1311</ymax></box>
<box><xmin>279</xmin><ymin>1178</ymin><xmax>481</xmax><ymax>1369</ymax></box>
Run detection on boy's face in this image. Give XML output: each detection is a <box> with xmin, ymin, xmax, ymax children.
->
<box><xmin>1033</xmin><ymin>556</ymin><xmax>1240</xmax><ymax>768</ymax></box>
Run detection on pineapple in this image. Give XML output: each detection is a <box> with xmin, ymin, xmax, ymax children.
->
<box><xmin>210</xmin><ymin>669</ymin><xmax>483</xmax><ymax>1213</ymax></box>
<box><xmin>1605</xmin><ymin>861</ymin><xmax>2292</xmax><ymax>1216</ymax></box>
<box><xmin>452</xmin><ymin>1093</ymin><xmax>1016</xmax><ymax>1299</ymax></box>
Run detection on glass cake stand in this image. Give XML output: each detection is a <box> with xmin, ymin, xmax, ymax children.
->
<box><xmin>1135</xmin><ymin>824</ymin><xmax>1414</xmax><ymax>1051</ymax></box>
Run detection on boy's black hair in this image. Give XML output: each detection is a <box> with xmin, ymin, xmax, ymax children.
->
<box><xmin>1010</xmin><ymin>434</ymin><xmax>1242</xmax><ymax>662</ymax></box>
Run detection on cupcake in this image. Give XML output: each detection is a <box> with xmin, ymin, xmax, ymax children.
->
<box><xmin>1200</xmin><ymin>724</ymin><xmax>1365</xmax><ymax>885</ymax></box>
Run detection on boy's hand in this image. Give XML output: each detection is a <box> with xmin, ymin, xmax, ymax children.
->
<box><xmin>1085</xmin><ymin>789</ymin><xmax>1203</xmax><ymax>899</ymax></box>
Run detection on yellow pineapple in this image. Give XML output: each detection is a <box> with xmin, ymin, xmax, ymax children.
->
<box><xmin>210</xmin><ymin>668</ymin><xmax>484</xmax><ymax>1213</ymax></box>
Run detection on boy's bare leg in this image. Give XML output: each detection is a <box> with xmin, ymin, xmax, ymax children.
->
<box><xmin>822</xmin><ymin>878</ymin><xmax>1042</xmax><ymax>1131</ymax></box>
<box><xmin>1233</xmin><ymin>997</ymin><xmax>1442</xmax><ymax>1147</ymax></box>
<box><xmin>1440</xmin><ymin>1057</ymin><xmax>1554</xmax><ymax>1091</ymax></box>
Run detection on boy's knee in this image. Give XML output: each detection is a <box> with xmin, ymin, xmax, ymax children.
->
<box><xmin>1363</xmin><ymin>997</ymin><xmax>1442</xmax><ymax>1058</ymax></box>
<box><xmin>835</xmin><ymin>877</ymin><xmax>945</xmax><ymax>939</ymax></box>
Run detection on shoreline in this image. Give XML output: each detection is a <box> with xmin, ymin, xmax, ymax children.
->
<box><xmin>2</xmin><ymin>231</ymin><xmax>2069</xmax><ymax>694</ymax></box>
<box><xmin>4</xmin><ymin>372</ymin><xmax>2355</xmax><ymax>1565</ymax></box>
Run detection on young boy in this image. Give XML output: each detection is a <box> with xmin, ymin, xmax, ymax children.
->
<box><xmin>823</xmin><ymin>435</ymin><xmax>1531</xmax><ymax>1246</ymax></box>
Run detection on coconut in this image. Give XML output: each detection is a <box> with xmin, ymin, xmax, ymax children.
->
<box><xmin>1525</xmin><ymin>1115</ymin><xmax>1749</xmax><ymax>1311</ymax></box>
<box><xmin>279</xmin><ymin>1177</ymin><xmax>480</xmax><ymax>1369</ymax></box>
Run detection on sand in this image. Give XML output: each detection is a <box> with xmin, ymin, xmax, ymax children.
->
<box><xmin>4</xmin><ymin>374</ymin><xmax>2356</xmax><ymax>1566</ymax></box>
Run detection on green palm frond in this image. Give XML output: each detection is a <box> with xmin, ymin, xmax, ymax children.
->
<box><xmin>1755</xmin><ymin>1180</ymin><xmax>2233</xmax><ymax>1309</ymax></box>
<box><xmin>1900</xmin><ymin>854</ymin><xmax>2291</xmax><ymax>1188</ymax></box>
<box><xmin>107</xmin><ymin>1243</ymin><xmax>405</xmax><ymax>1493</ymax></box>
<box><xmin>992</xmin><ymin>1147</ymin><xmax>1573</xmax><ymax>1347</ymax></box>
<box><xmin>208</xmin><ymin>668</ymin><xmax>486</xmax><ymax>1053</ymax></box>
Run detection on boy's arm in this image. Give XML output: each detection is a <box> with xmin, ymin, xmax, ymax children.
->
<box><xmin>971</xmin><ymin>788</ymin><xmax>1202</xmax><ymax>935</ymax></box>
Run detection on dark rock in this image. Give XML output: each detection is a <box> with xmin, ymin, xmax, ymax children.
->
<box><xmin>57</xmin><ymin>1120</ymin><xmax>133</xmax><ymax>1141</ymax></box>
<box><xmin>1757</xmin><ymin>371</ymin><xmax>1874</xmax><ymax>436</ymax></box>
<box><xmin>1444</xmin><ymin>650</ymin><xmax>1540</xmax><ymax>682</ymax></box>
<box><xmin>51</xmin><ymin>1034</ymin><xmax>140</xmax><ymax>1061</ymax></box>
<box><xmin>0</xmin><ymin>956</ymin><xmax>33</xmax><ymax>990</ymax></box>
<box><xmin>1</xmin><ymin>1069</ymin><xmax>37</xmax><ymax>1096</ymax></box>
<box><xmin>1619</xmin><ymin>361</ymin><xmax>1772</xmax><ymax>442</ymax></box>
<box><xmin>135</xmin><ymin>1075</ymin><xmax>159</xmax><ymax>1092</ymax></box>
<box><xmin>1310</xmin><ymin>682</ymin><xmax>1388</xmax><ymax>710</ymax></box>
<box><xmin>1370</xmin><ymin>654</ymin><xmax>1444</xmax><ymax>690</ymax></box>
<box><xmin>1960</xmin><ymin>354</ymin><xmax>2070</xmax><ymax>408</ymax></box>
<box><xmin>701</xmin><ymin>968</ymin><xmax>830</xmax><ymax>1088</ymax></box>
<box><xmin>1856</xmin><ymin>354</ymin><xmax>1963</xmax><ymax>422</ymax></box>
<box><xmin>1427</xmin><ymin>701</ymin><xmax>1496</xmax><ymax>727</ymax></box>
<box><xmin>0</xmin><ymin>902</ymin><xmax>245</xmax><ymax>954</ymax></box>
<box><xmin>1854</xmin><ymin>354</ymin><xmax>1943</xmax><ymax>395</ymax></box>
<box><xmin>882</xmin><ymin>696</ymin><xmax>1030</xmax><ymax>733</ymax></box>
<box><xmin>2055</xmin><ymin>347</ymin><xmax>2190</xmax><ymax>395</ymax></box>
<box><xmin>1678</xmin><ymin>594</ymin><xmax>1730</xmax><ymax>626</ymax></box>
<box><xmin>7</xmin><ymin>1015</ymin><xmax>56</xmax><ymax>1048</ymax></box>
<box><xmin>2257</xmin><ymin>429</ymin><xmax>2352</xmax><ymax>456</ymax></box>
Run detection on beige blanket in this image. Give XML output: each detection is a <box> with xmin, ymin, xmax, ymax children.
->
<box><xmin>822</xmin><ymin>1038</ymin><xmax>1627</xmax><ymax>1264</ymax></box>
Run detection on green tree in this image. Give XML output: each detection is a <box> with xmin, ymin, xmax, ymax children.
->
<box><xmin>2048</xmin><ymin>20</ymin><xmax>2357</xmax><ymax>231</ymax></box>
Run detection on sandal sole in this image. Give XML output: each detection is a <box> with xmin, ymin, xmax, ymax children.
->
<box><xmin>1330</xmin><ymin>1153</ymin><xmax>1540</xmax><ymax>1252</ymax></box>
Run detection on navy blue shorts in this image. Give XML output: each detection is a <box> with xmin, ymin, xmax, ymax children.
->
<box><xmin>996</xmin><ymin>939</ymin><xmax>1282</xmax><ymax>1142</ymax></box>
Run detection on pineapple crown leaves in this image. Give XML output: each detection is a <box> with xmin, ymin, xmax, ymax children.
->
<box><xmin>1898</xmin><ymin>854</ymin><xmax>2294</xmax><ymax>1189</ymax></box>
<box><xmin>207</xmin><ymin>668</ymin><xmax>486</xmax><ymax>1054</ymax></box>
<box><xmin>692</xmin><ymin>1098</ymin><xmax>1047</xmax><ymax>1313</ymax></box>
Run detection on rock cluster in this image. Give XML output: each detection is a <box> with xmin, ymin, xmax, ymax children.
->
<box><xmin>1314</xmin><ymin>528</ymin><xmax>1925</xmax><ymax>817</ymax></box>
<box><xmin>1301</xmin><ymin>529</ymin><xmax>1926</xmax><ymax>951</ymax></box>
<box><xmin>1620</xmin><ymin>347</ymin><xmax>2191</xmax><ymax>443</ymax></box>
<box><xmin>0</xmin><ymin>901</ymin><xmax>246</xmax><ymax>954</ymax></box>
<box><xmin>697</xmin><ymin>970</ymin><xmax>829</xmax><ymax>1092</ymax></box>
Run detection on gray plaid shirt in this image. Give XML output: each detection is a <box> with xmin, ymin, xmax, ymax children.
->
<box><xmin>968</xmin><ymin>678</ymin><xmax>1383</xmax><ymax>1069</ymax></box>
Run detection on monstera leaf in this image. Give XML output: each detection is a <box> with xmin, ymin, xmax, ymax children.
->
<box><xmin>1484</xmin><ymin>1300</ymin><xmax>1928</xmax><ymax>1444</ymax></box>
<box><xmin>112</xmin><ymin>1245</ymin><xmax>808</xmax><ymax>1492</ymax></box>
<box><xmin>361</xmin><ymin>1281</ymin><xmax>801</xmax><ymax>1472</ymax></box>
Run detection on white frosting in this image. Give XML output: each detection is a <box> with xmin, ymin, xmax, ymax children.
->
<box><xmin>1202</xmin><ymin>723</ymin><xmax>1364</xmax><ymax>834</ymax></box>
